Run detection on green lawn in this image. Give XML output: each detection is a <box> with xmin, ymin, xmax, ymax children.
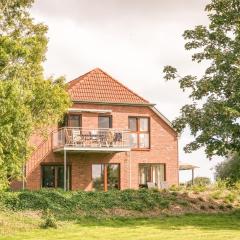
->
<box><xmin>1</xmin><ymin>214</ymin><xmax>240</xmax><ymax>240</ymax></box>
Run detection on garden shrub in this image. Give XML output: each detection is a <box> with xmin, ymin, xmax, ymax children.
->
<box><xmin>0</xmin><ymin>189</ymin><xmax>173</xmax><ymax>216</ymax></box>
<box><xmin>224</xmin><ymin>193</ymin><xmax>236</xmax><ymax>204</ymax></box>
<box><xmin>211</xmin><ymin>191</ymin><xmax>222</xmax><ymax>200</ymax></box>
<box><xmin>176</xmin><ymin>199</ymin><xmax>189</xmax><ymax>207</ymax></box>
<box><xmin>41</xmin><ymin>209</ymin><xmax>57</xmax><ymax>229</ymax></box>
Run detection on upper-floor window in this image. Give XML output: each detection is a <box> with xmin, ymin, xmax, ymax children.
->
<box><xmin>68</xmin><ymin>114</ymin><xmax>81</xmax><ymax>127</ymax></box>
<box><xmin>128</xmin><ymin>117</ymin><xmax>150</xmax><ymax>149</ymax></box>
<box><xmin>59</xmin><ymin>114</ymin><xmax>82</xmax><ymax>128</ymax></box>
<box><xmin>98</xmin><ymin>115</ymin><xmax>112</xmax><ymax>128</ymax></box>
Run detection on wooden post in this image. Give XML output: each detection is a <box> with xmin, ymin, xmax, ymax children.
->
<box><xmin>104</xmin><ymin>164</ymin><xmax>108</xmax><ymax>192</ymax></box>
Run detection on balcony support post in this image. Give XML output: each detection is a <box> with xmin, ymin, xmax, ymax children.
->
<box><xmin>129</xmin><ymin>151</ymin><xmax>131</xmax><ymax>189</ymax></box>
<box><xmin>64</xmin><ymin>148</ymin><xmax>67</xmax><ymax>191</ymax></box>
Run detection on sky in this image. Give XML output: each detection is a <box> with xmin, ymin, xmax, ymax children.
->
<box><xmin>31</xmin><ymin>0</ymin><xmax>223</xmax><ymax>183</ymax></box>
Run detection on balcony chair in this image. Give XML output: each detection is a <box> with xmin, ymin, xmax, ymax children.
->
<box><xmin>72</xmin><ymin>129</ymin><xmax>84</xmax><ymax>146</ymax></box>
<box><xmin>89</xmin><ymin>129</ymin><xmax>101</xmax><ymax>147</ymax></box>
<box><xmin>106</xmin><ymin>130</ymin><xmax>115</xmax><ymax>147</ymax></box>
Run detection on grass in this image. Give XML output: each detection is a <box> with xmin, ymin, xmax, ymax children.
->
<box><xmin>1</xmin><ymin>213</ymin><xmax>240</xmax><ymax>240</ymax></box>
<box><xmin>1</xmin><ymin>186</ymin><xmax>240</xmax><ymax>239</ymax></box>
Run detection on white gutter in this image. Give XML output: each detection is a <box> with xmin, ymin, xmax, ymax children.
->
<box><xmin>68</xmin><ymin>108</ymin><xmax>112</xmax><ymax>114</ymax></box>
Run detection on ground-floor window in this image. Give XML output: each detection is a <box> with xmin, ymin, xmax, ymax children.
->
<box><xmin>139</xmin><ymin>164</ymin><xmax>165</xmax><ymax>188</ymax></box>
<box><xmin>92</xmin><ymin>164</ymin><xmax>120</xmax><ymax>191</ymax></box>
<box><xmin>41</xmin><ymin>165</ymin><xmax>71</xmax><ymax>190</ymax></box>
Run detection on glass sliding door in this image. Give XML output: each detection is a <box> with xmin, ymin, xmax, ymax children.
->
<box><xmin>138</xmin><ymin>164</ymin><xmax>165</xmax><ymax>188</ymax></box>
<box><xmin>92</xmin><ymin>164</ymin><xmax>104</xmax><ymax>191</ymax></box>
<box><xmin>151</xmin><ymin>165</ymin><xmax>165</xmax><ymax>188</ymax></box>
<box><xmin>92</xmin><ymin>164</ymin><xmax>120</xmax><ymax>191</ymax></box>
<box><xmin>107</xmin><ymin>164</ymin><xmax>120</xmax><ymax>190</ymax></box>
<box><xmin>42</xmin><ymin>166</ymin><xmax>55</xmax><ymax>188</ymax></box>
<box><xmin>57</xmin><ymin>166</ymin><xmax>70</xmax><ymax>189</ymax></box>
<box><xmin>41</xmin><ymin>165</ymin><xmax>71</xmax><ymax>190</ymax></box>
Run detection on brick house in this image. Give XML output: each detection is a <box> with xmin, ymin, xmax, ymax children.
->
<box><xmin>18</xmin><ymin>68</ymin><xmax>178</xmax><ymax>191</ymax></box>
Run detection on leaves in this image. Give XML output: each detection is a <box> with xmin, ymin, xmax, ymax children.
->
<box><xmin>163</xmin><ymin>0</ymin><xmax>240</xmax><ymax>157</ymax></box>
<box><xmin>0</xmin><ymin>0</ymin><xmax>70</xmax><ymax>188</ymax></box>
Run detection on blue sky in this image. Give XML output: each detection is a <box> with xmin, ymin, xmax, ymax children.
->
<box><xmin>31</xmin><ymin>0</ymin><xmax>222</xmax><ymax>182</ymax></box>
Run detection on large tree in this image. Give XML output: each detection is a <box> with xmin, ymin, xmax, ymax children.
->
<box><xmin>0</xmin><ymin>0</ymin><xmax>70</xmax><ymax>188</ymax></box>
<box><xmin>215</xmin><ymin>153</ymin><xmax>240</xmax><ymax>184</ymax></box>
<box><xmin>163</xmin><ymin>0</ymin><xmax>240</xmax><ymax>158</ymax></box>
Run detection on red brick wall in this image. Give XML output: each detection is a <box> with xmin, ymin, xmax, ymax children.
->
<box><xmin>23</xmin><ymin>103</ymin><xmax>178</xmax><ymax>191</ymax></box>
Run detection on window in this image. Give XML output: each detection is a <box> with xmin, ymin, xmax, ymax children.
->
<box><xmin>129</xmin><ymin>117</ymin><xmax>150</xmax><ymax>149</ymax></box>
<box><xmin>92</xmin><ymin>164</ymin><xmax>120</xmax><ymax>191</ymax></box>
<box><xmin>68</xmin><ymin>114</ymin><xmax>81</xmax><ymax>127</ymax></box>
<box><xmin>139</xmin><ymin>164</ymin><xmax>165</xmax><ymax>188</ymax></box>
<box><xmin>58</xmin><ymin>114</ymin><xmax>82</xmax><ymax>128</ymax></box>
<box><xmin>98</xmin><ymin>115</ymin><xmax>112</xmax><ymax>128</ymax></box>
<box><xmin>41</xmin><ymin>165</ymin><xmax>70</xmax><ymax>190</ymax></box>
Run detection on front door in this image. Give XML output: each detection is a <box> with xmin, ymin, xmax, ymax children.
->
<box><xmin>92</xmin><ymin>164</ymin><xmax>120</xmax><ymax>191</ymax></box>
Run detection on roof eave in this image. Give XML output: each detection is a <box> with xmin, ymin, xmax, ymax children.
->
<box><xmin>149</xmin><ymin>106</ymin><xmax>177</xmax><ymax>133</ymax></box>
<box><xmin>72</xmin><ymin>100</ymin><xmax>155</xmax><ymax>107</ymax></box>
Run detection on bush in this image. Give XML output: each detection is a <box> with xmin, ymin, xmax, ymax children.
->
<box><xmin>214</xmin><ymin>179</ymin><xmax>229</xmax><ymax>190</ymax></box>
<box><xmin>215</xmin><ymin>153</ymin><xmax>240</xmax><ymax>185</ymax></box>
<box><xmin>190</xmin><ymin>184</ymin><xmax>207</xmax><ymax>193</ymax></box>
<box><xmin>187</xmin><ymin>177</ymin><xmax>211</xmax><ymax>186</ymax></box>
<box><xmin>211</xmin><ymin>191</ymin><xmax>222</xmax><ymax>200</ymax></box>
<box><xmin>41</xmin><ymin>209</ymin><xmax>57</xmax><ymax>229</ymax></box>
<box><xmin>219</xmin><ymin>205</ymin><xmax>225</xmax><ymax>210</ymax></box>
<box><xmin>0</xmin><ymin>189</ymin><xmax>172</xmax><ymax>216</ymax></box>
<box><xmin>176</xmin><ymin>199</ymin><xmax>189</xmax><ymax>207</ymax></box>
<box><xmin>224</xmin><ymin>193</ymin><xmax>236</xmax><ymax>203</ymax></box>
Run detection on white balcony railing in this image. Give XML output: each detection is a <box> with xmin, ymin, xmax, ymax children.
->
<box><xmin>52</xmin><ymin>127</ymin><xmax>130</xmax><ymax>151</ymax></box>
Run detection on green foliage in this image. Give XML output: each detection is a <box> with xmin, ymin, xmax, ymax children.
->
<box><xmin>219</xmin><ymin>204</ymin><xmax>225</xmax><ymax>210</ymax></box>
<box><xmin>214</xmin><ymin>179</ymin><xmax>229</xmax><ymax>190</ymax></box>
<box><xmin>211</xmin><ymin>191</ymin><xmax>222</xmax><ymax>200</ymax></box>
<box><xmin>215</xmin><ymin>153</ymin><xmax>240</xmax><ymax>185</ymax></box>
<box><xmin>187</xmin><ymin>177</ymin><xmax>211</xmax><ymax>186</ymax></box>
<box><xmin>2</xmin><ymin>212</ymin><xmax>240</xmax><ymax>239</ymax></box>
<box><xmin>223</xmin><ymin>193</ymin><xmax>236</xmax><ymax>203</ymax></box>
<box><xmin>41</xmin><ymin>209</ymin><xmax>57</xmax><ymax>229</ymax></box>
<box><xmin>163</xmin><ymin>0</ymin><xmax>240</xmax><ymax>157</ymax></box>
<box><xmin>0</xmin><ymin>189</ymin><xmax>172</xmax><ymax>217</ymax></box>
<box><xmin>190</xmin><ymin>184</ymin><xmax>207</xmax><ymax>194</ymax></box>
<box><xmin>176</xmin><ymin>199</ymin><xmax>189</xmax><ymax>207</ymax></box>
<box><xmin>0</xmin><ymin>0</ymin><xmax>70</xmax><ymax>187</ymax></box>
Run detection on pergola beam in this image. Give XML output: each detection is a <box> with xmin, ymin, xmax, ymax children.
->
<box><xmin>179</xmin><ymin>162</ymin><xmax>199</xmax><ymax>185</ymax></box>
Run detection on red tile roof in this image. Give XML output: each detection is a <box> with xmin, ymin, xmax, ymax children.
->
<box><xmin>67</xmin><ymin>68</ymin><xmax>150</xmax><ymax>105</ymax></box>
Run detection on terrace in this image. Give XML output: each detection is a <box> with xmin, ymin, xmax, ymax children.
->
<box><xmin>52</xmin><ymin>127</ymin><xmax>131</xmax><ymax>153</ymax></box>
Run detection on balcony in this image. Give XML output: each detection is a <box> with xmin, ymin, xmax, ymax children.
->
<box><xmin>52</xmin><ymin>127</ymin><xmax>131</xmax><ymax>153</ymax></box>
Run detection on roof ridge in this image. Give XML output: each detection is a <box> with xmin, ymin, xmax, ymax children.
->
<box><xmin>67</xmin><ymin>68</ymin><xmax>97</xmax><ymax>88</ymax></box>
<box><xmin>67</xmin><ymin>68</ymin><xmax>150</xmax><ymax>105</ymax></box>
<box><xmin>93</xmin><ymin>68</ymin><xmax>149</xmax><ymax>104</ymax></box>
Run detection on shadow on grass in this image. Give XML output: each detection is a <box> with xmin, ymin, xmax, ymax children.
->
<box><xmin>75</xmin><ymin>212</ymin><xmax>240</xmax><ymax>231</ymax></box>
